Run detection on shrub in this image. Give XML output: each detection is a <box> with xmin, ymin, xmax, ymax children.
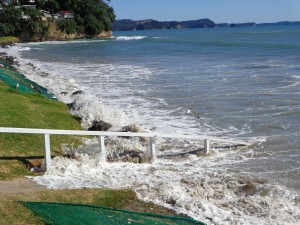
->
<box><xmin>0</xmin><ymin>23</ymin><xmax>15</xmax><ymax>37</ymax></box>
<box><xmin>58</xmin><ymin>19</ymin><xmax>77</xmax><ymax>34</ymax></box>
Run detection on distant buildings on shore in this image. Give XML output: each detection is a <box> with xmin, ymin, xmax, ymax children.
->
<box><xmin>53</xmin><ymin>11</ymin><xmax>75</xmax><ymax>20</ymax></box>
<box><xmin>3</xmin><ymin>0</ymin><xmax>35</xmax><ymax>8</ymax></box>
<box><xmin>0</xmin><ymin>0</ymin><xmax>75</xmax><ymax>20</ymax></box>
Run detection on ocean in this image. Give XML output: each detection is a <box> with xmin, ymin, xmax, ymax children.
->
<box><xmin>3</xmin><ymin>25</ymin><xmax>300</xmax><ymax>224</ymax></box>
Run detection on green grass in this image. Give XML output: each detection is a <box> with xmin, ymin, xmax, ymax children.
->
<box><xmin>0</xmin><ymin>37</ymin><xmax>19</xmax><ymax>45</ymax></box>
<box><xmin>0</xmin><ymin>82</ymin><xmax>83</xmax><ymax>180</ymax></box>
<box><xmin>0</xmin><ymin>189</ymin><xmax>177</xmax><ymax>225</ymax></box>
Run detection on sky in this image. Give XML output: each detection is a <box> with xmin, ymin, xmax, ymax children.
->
<box><xmin>109</xmin><ymin>0</ymin><xmax>300</xmax><ymax>23</ymax></box>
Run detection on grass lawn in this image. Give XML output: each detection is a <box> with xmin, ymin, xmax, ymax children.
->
<box><xmin>0</xmin><ymin>82</ymin><xmax>83</xmax><ymax>180</ymax></box>
<box><xmin>0</xmin><ymin>37</ymin><xmax>19</xmax><ymax>45</ymax></box>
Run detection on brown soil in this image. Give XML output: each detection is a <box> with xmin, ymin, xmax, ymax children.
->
<box><xmin>0</xmin><ymin>178</ymin><xmax>47</xmax><ymax>196</ymax></box>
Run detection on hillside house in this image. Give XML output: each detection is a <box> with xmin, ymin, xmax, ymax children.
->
<box><xmin>21</xmin><ymin>0</ymin><xmax>35</xmax><ymax>4</ymax></box>
<box><xmin>40</xmin><ymin>10</ymin><xmax>52</xmax><ymax>21</ymax></box>
<box><xmin>3</xmin><ymin>0</ymin><xmax>36</xmax><ymax>5</ymax></box>
<box><xmin>20</xmin><ymin>0</ymin><xmax>36</xmax><ymax>8</ymax></box>
<box><xmin>2</xmin><ymin>0</ymin><xmax>36</xmax><ymax>8</ymax></box>
<box><xmin>58</xmin><ymin>10</ymin><xmax>75</xmax><ymax>20</ymax></box>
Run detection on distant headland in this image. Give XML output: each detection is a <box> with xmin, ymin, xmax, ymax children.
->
<box><xmin>113</xmin><ymin>19</ymin><xmax>300</xmax><ymax>31</ymax></box>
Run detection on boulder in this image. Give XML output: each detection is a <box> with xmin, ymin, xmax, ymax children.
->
<box><xmin>72</xmin><ymin>90</ymin><xmax>84</xmax><ymax>95</ymax></box>
<box><xmin>117</xmin><ymin>124</ymin><xmax>148</xmax><ymax>142</ymax></box>
<box><xmin>88</xmin><ymin>120</ymin><xmax>112</xmax><ymax>131</ymax></box>
<box><xmin>119</xmin><ymin>124</ymin><xmax>142</xmax><ymax>133</ymax></box>
<box><xmin>108</xmin><ymin>151</ymin><xmax>151</xmax><ymax>164</ymax></box>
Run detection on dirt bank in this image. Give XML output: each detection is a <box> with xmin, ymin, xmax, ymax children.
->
<box><xmin>0</xmin><ymin>178</ymin><xmax>47</xmax><ymax>196</ymax></box>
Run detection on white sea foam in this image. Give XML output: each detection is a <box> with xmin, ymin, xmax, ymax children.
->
<box><xmin>23</xmin><ymin>39</ymin><xmax>108</xmax><ymax>46</ymax></box>
<box><xmin>116</xmin><ymin>36</ymin><xmax>147</xmax><ymax>41</ymax></box>
<box><xmin>18</xmin><ymin>46</ymin><xmax>31</xmax><ymax>51</ymax></box>
<box><xmin>291</xmin><ymin>75</ymin><xmax>300</xmax><ymax>79</ymax></box>
<box><xmin>30</xmin><ymin>152</ymin><xmax>300</xmax><ymax>225</ymax></box>
<box><xmin>153</xmin><ymin>37</ymin><xmax>170</xmax><ymax>39</ymax></box>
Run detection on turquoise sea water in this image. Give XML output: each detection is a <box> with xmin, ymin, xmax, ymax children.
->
<box><xmin>6</xmin><ymin>25</ymin><xmax>300</xmax><ymax>224</ymax></box>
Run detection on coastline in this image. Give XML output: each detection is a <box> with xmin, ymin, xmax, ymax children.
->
<box><xmin>0</xmin><ymin>46</ymin><xmax>189</xmax><ymax>224</ymax></box>
<box><xmin>1</xmin><ymin>33</ymin><xmax>300</xmax><ymax>224</ymax></box>
<box><xmin>22</xmin><ymin>30</ymin><xmax>113</xmax><ymax>43</ymax></box>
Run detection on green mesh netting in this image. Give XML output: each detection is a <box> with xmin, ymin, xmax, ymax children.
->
<box><xmin>0</xmin><ymin>60</ymin><xmax>56</xmax><ymax>99</ymax></box>
<box><xmin>20</xmin><ymin>202</ymin><xmax>206</xmax><ymax>225</ymax></box>
<box><xmin>0</xmin><ymin>59</ymin><xmax>15</xmax><ymax>70</ymax></box>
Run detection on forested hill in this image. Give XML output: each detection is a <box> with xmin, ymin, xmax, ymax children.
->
<box><xmin>113</xmin><ymin>19</ymin><xmax>300</xmax><ymax>31</ymax></box>
<box><xmin>0</xmin><ymin>0</ymin><xmax>115</xmax><ymax>41</ymax></box>
<box><xmin>113</xmin><ymin>19</ymin><xmax>216</xmax><ymax>31</ymax></box>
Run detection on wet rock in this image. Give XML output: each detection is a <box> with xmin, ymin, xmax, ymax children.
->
<box><xmin>28</xmin><ymin>62</ymin><xmax>34</xmax><ymax>67</ymax></box>
<box><xmin>88</xmin><ymin>120</ymin><xmax>112</xmax><ymax>131</ymax></box>
<box><xmin>66</xmin><ymin>98</ymin><xmax>83</xmax><ymax>110</ymax></box>
<box><xmin>72</xmin><ymin>90</ymin><xmax>84</xmax><ymax>95</ymax></box>
<box><xmin>118</xmin><ymin>124</ymin><xmax>148</xmax><ymax>142</ymax></box>
<box><xmin>166</xmin><ymin>198</ymin><xmax>177</xmax><ymax>206</ymax></box>
<box><xmin>294</xmin><ymin>196</ymin><xmax>300</xmax><ymax>205</ymax></box>
<box><xmin>2</xmin><ymin>56</ymin><xmax>15</xmax><ymax>65</ymax></box>
<box><xmin>60</xmin><ymin>91</ymin><xmax>68</xmax><ymax>95</ymax></box>
<box><xmin>236</xmin><ymin>182</ymin><xmax>257</xmax><ymax>196</ymax></box>
<box><xmin>67</xmin><ymin>101</ymin><xmax>76</xmax><ymax>110</ymax></box>
<box><xmin>119</xmin><ymin>124</ymin><xmax>142</xmax><ymax>133</ymax></box>
<box><xmin>40</xmin><ymin>72</ymin><xmax>49</xmax><ymax>77</ymax></box>
<box><xmin>108</xmin><ymin>151</ymin><xmax>151</xmax><ymax>164</ymax></box>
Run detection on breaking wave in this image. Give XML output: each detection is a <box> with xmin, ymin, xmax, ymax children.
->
<box><xmin>116</xmin><ymin>36</ymin><xmax>147</xmax><ymax>41</ymax></box>
<box><xmin>31</xmin><ymin>152</ymin><xmax>300</xmax><ymax>225</ymax></box>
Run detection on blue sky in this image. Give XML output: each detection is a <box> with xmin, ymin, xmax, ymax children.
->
<box><xmin>109</xmin><ymin>0</ymin><xmax>300</xmax><ymax>23</ymax></box>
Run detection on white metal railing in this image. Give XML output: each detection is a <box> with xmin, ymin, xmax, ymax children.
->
<box><xmin>0</xmin><ymin>127</ymin><xmax>250</xmax><ymax>170</ymax></box>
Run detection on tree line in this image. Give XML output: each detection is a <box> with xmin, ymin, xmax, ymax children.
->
<box><xmin>0</xmin><ymin>0</ymin><xmax>115</xmax><ymax>40</ymax></box>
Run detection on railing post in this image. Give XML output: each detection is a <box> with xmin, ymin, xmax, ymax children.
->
<box><xmin>44</xmin><ymin>133</ymin><xmax>51</xmax><ymax>169</ymax></box>
<box><xmin>204</xmin><ymin>139</ymin><xmax>210</xmax><ymax>154</ymax></box>
<box><xmin>99</xmin><ymin>135</ymin><xmax>106</xmax><ymax>162</ymax></box>
<box><xmin>150</xmin><ymin>136</ymin><xmax>157</xmax><ymax>161</ymax></box>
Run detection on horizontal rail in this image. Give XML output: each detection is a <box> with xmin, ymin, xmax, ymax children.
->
<box><xmin>0</xmin><ymin>127</ymin><xmax>249</xmax><ymax>146</ymax></box>
<box><xmin>157</xmin><ymin>133</ymin><xmax>249</xmax><ymax>146</ymax></box>
<box><xmin>0</xmin><ymin>127</ymin><xmax>250</xmax><ymax>170</ymax></box>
